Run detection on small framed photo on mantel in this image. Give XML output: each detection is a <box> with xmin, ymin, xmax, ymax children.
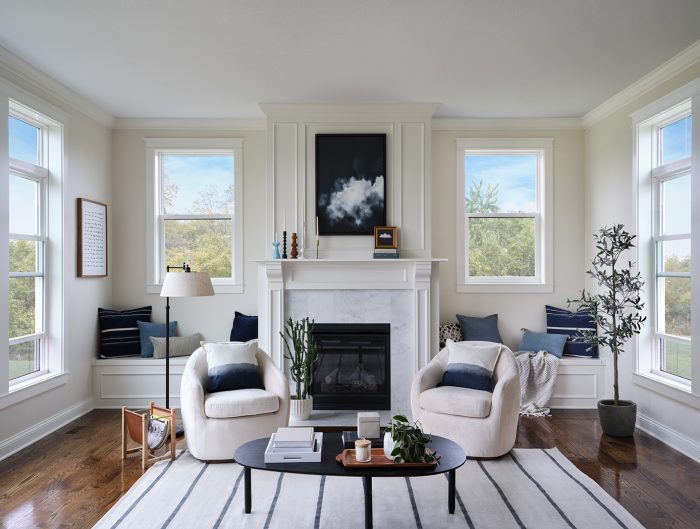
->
<box><xmin>374</xmin><ymin>226</ymin><xmax>398</xmax><ymax>250</ymax></box>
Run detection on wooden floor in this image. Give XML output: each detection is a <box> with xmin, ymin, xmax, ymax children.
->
<box><xmin>0</xmin><ymin>409</ymin><xmax>698</xmax><ymax>528</ymax></box>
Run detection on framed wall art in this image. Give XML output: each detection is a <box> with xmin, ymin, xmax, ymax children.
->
<box><xmin>77</xmin><ymin>198</ymin><xmax>108</xmax><ymax>277</ymax></box>
<box><xmin>315</xmin><ymin>133</ymin><xmax>386</xmax><ymax>235</ymax></box>
<box><xmin>374</xmin><ymin>226</ymin><xmax>398</xmax><ymax>250</ymax></box>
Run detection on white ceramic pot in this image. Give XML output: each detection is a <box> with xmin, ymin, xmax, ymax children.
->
<box><xmin>290</xmin><ymin>396</ymin><xmax>313</xmax><ymax>421</ymax></box>
<box><xmin>383</xmin><ymin>431</ymin><xmax>395</xmax><ymax>461</ymax></box>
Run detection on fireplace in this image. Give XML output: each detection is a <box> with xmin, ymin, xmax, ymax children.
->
<box><xmin>311</xmin><ymin>323</ymin><xmax>390</xmax><ymax>410</ymax></box>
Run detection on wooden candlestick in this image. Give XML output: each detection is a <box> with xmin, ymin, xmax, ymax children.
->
<box><xmin>290</xmin><ymin>233</ymin><xmax>298</xmax><ymax>259</ymax></box>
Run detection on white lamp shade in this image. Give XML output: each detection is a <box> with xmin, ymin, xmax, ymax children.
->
<box><xmin>160</xmin><ymin>271</ymin><xmax>214</xmax><ymax>297</ymax></box>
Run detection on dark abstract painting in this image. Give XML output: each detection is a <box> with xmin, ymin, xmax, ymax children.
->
<box><xmin>315</xmin><ymin>133</ymin><xmax>386</xmax><ymax>235</ymax></box>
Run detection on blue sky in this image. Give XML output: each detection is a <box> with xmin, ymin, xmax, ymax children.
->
<box><xmin>464</xmin><ymin>154</ymin><xmax>537</xmax><ymax>212</ymax></box>
<box><xmin>8</xmin><ymin>117</ymin><xmax>39</xmax><ymax>235</ymax></box>
<box><xmin>661</xmin><ymin>115</ymin><xmax>692</xmax><ymax>164</ymax></box>
<box><xmin>163</xmin><ymin>155</ymin><xmax>234</xmax><ymax>214</ymax></box>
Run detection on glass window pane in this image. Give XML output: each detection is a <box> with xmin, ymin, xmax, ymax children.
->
<box><xmin>162</xmin><ymin>155</ymin><xmax>234</xmax><ymax>215</ymax></box>
<box><xmin>659</xmin><ymin>239</ymin><xmax>690</xmax><ymax>273</ymax></box>
<box><xmin>9</xmin><ymin>239</ymin><xmax>41</xmax><ymax>273</ymax></box>
<box><xmin>468</xmin><ymin>217</ymin><xmax>535</xmax><ymax>277</ymax></box>
<box><xmin>465</xmin><ymin>154</ymin><xmax>537</xmax><ymax>213</ymax></box>
<box><xmin>9</xmin><ymin>116</ymin><xmax>40</xmax><ymax>165</ymax></box>
<box><xmin>657</xmin><ymin>277</ymin><xmax>691</xmax><ymax>339</ymax></box>
<box><xmin>9</xmin><ymin>174</ymin><xmax>38</xmax><ymax>235</ymax></box>
<box><xmin>660</xmin><ymin>116</ymin><xmax>692</xmax><ymax>165</ymax></box>
<box><xmin>9</xmin><ymin>277</ymin><xmax>41</xmax><ymax>338</ymax></box>
<box><xmin>660</xmin><ymin>340</ymin><xmax>691</xmax><ymax>380</ymax></box>
<box><xmin>164</xmin><ymin>219</ymin><xmax>231</xmax><ymax>278</ymax></box>
<box><xmin>9</xmin><ymin>341</ymin><xmax>40</xmax><ymax>380</ymax></box>
<box><xmin>662</xmin><ymin>174</ymin><xmax>690</xmax><ymax>235</ymax></box>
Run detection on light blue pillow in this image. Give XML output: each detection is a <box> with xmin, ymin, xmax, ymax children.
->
<box><xmin>456</xmin><ymin>313</ymin><xmax>503</xmax><ymax>343</ymax></box>
<box><xmin>138</xmin><ymin>320</ymin><xmax>178</xmax><ymax>358</ymax></box>
<box><xmin>519</xmin><ymin>329</ymin><xmax>567</xmax><ymax>358</ymax></box>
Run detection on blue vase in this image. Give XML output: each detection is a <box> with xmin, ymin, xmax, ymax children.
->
<box><xmin>271</xmin><ymin>242</ymin><xmax>281</xmax><ymax>259</ymax></box>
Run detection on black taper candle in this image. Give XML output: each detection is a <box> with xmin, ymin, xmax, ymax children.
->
<box><xmin>282</xmin><ymin>230</ymin><xmax>288</xmax><ymax>259</ymax></box>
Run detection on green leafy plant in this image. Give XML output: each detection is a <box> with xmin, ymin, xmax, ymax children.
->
<box><xmin>389</xmin><ymin>415</ymin><xmax>440</xmax><ymax>464</ymax></box>
<box><xmin>280</xmin><ymin>317</ymin><xmax>318</xmax><ymax>400</ymax></box>
<box><xmin>568</xmin><ymin>225</ymin><xmax>646</xmax><ymax>405</ymax></box>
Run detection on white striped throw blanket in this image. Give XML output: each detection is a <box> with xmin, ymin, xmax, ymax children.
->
<box><xmin>515</xmin><ymin>351</ymin><xmax>559</xmax><ymax>416</ymax></box>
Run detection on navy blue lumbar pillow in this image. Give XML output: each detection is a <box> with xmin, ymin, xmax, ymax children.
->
<box><xmin>439</xmin><ymin>340</ymin><xmax>503</xmax><ymax>392</ymax></box>
<box><xmin>137</xmin><ymin>320</ymin><xmax>178</xmax><ymax>358</ymax></box>
<box><xmin>205</xmin><ymin>340</ymin><xmax>263</xmax><ymax>393</ymax></box>
<box><xmin>98</xmin><ymin>306</ymin><xmax>152</xmax><ymax>358</ymax></box>
<box><xmin>545</xmin><ymin>305</ymin><xmax>598</xmax><ymax>358</ymax></box>
<box><xmin>456</xmin><ymin>313</ymin><xmax>503</xmax><ymax>344</ymax></box>
<box><xmin>230</xmin><ymin>312</ymin><xmax>259</xmax><ymax>342</ymax></box>
<box><xmin>518</xmin><ymin>329</ymin><xmax>567</xmax><ymax>358</ymax></box>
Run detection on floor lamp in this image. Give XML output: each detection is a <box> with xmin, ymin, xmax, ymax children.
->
<box><xmin>160</xmin><ymin>263</ymin><xmax>214</xmax><ymax>431</ymax></box>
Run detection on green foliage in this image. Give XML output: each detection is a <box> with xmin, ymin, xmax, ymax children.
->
<box><xmin>663</xmin><ymin>255</ymin><xmax>691</xmax><ymax>338</ymax></box>
<box><xmin>568</xmin><ymin>225</ymin><xmax>646</xmax><ymax>405</ymax></box>
<box><xmin>280</xmin><ymin>317</ymin><xmax>318</xmax><ymax>400</ymax></box>
<box><xmin>8</xmin><ymin>240</ymin><xmax>39</xmax><ymax>377</ymax></box>
<box><xmin>389</xmin><ymin>415</ymin><xmax>440</xmax><ymax>465</ymax></box>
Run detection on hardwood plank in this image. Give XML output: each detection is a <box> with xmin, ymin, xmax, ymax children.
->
<box><xmin>0</xmin><ymin>409</ymin><xmax>698</xmax><ymax>528</ymax></box>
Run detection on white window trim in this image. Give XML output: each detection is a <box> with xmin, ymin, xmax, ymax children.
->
<box><xmin>145</xmin><ymin>138</ymin><xmax>244</xmax><ymax>294</ymax></box>
<box><xmin>632</xmin><ymin>76</ymin><xmax>700</xmax><ymax>404</ymax></box>
<box><xmin>455</xmin><ymin>138</ymin><xmax>553</xmax><ymax>293</ymax></box>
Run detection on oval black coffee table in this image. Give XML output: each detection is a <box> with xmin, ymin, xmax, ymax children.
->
<box><xmin>234</xmin><ymin>431</ymin><xmax>466</xmax><ymax>529</ymax></box>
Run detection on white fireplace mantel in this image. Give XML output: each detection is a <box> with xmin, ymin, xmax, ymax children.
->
<box><xmin>256</xmin><ymin>259</ymin><xmax>444</xmax><ymax>409</ymax></box>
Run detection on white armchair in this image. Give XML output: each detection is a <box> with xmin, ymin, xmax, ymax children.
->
<box><xmin>411</xmin><ymin>341</ymin><xmax>520</xmax><ymax>458</ymax></box>
<box><xmin>181</xmin><ymin>346</ymin><xmax>290</xmax><ymax>461</ymax></box>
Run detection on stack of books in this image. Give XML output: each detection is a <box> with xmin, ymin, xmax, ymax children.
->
<box><xmin>373</xmin><ymin>248</ymin><xmax>400</xmax><ymax>259</ymax></box>
<box><xmin>264</xmin><ymin>427</ymin><xmax>323</xmax><ymax>463</ymax></box>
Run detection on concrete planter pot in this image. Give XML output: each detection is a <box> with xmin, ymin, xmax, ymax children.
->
<box><xmin>290</xmin><ymin>396</ymin><xmax>313</xmax><ymax>421</ymax></box>
<box><xmin>597</xmin><ymin>399</ymin><xmax>637</xmax><ymax>437</ymax></box>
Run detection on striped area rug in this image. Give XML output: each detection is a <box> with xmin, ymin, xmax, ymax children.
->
<box><xmin>95</xmin><ymin>448</ymin><xmax>644</xmax><ymax>529</ymax></box>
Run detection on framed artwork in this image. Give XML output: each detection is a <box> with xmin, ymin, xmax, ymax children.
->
<box><xmin>77</xmin><ymin>198</ymin><xmax>108</xmax><ymax>277</ymax></box>
<box><xmin>315</xmin><ymin>133</ymin><xmax>386</xmax><ymax>235</ymax></box>
<box><xmin>374</xmin><ymin>226</ymin><xmax>398</xmax><ymax>250</ymax></box>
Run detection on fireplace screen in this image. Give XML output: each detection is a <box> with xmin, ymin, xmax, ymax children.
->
<box><xmin>311</xmin><ymin>323</ymin><xmax>390</xmax><ymax>410</ymax></box>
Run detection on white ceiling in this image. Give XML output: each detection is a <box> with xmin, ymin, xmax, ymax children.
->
<box><xmin>1</xmin><ymin>0</ymin><xmax>700</xmax><ymax>120</ymax></box>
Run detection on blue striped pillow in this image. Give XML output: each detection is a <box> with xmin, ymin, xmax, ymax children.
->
<box><xmin>98</xmin><ymin>306</ymin><xmax>152</xmax><ymax>358</ymax></box>
<box><xmin>545</xmin><ymin>305</ymin><xmax>598</xmax><ymax>358</ymax></box>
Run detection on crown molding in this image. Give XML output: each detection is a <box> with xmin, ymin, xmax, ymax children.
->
<box><xmin>432</xmin><ymin>117</ymin><xmax>582</xmax><ymax>131</ymax></box>
<box><xmin>0</xmin><ymin>46</ymin><xmax>115</xmax><ymax>128</ymax></box>
<box><xmin>259</xmin><ymin>102</ymin><xmax>439</xmax><ymax>120</ymax></box>
<box><xmin>581</xmin><ymin>39</ymin><xmax>700</xmax><ymax>129</ymax></box>
<box><xmin>113</xmin><ymin>117</ymin><xmax>266</xmax><ymax>130</ymax></box>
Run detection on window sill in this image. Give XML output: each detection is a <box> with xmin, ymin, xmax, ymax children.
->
<box><xmin>146</xmin><ymin>283</ymin><xmax>244</xmax><ymax>295</ymax></box>
<box><xmin>0</xmin><ymin>371</ymin><xmax>69</xmax><ymax>411</ymax></box>
<box><xmin>457</xmin><ymin>282</ymin><xmax>553</xmax><ymax>294</ymax></box>
<box><xmin>633</xmin><ymin>371</ymin><xmax>699</xmax><ymax>409</ymax></box>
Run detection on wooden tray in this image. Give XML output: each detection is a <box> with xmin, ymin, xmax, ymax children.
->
<box><xmin>335</xmin><ymin>448</ymin><xmax>438</xmax><ymax>469</ymax></box>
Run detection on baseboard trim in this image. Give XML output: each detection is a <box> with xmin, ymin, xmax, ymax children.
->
<box><xmin>0</xmin><ymin>398</ymin><xmax>94</xmax><ymax>462</ymax></box>
<box><xmin>636</xmin><ymin>412</ymin><xmax>700</xmax><ymax>463</ymax></box>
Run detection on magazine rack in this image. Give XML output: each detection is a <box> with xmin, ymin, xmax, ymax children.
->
<box><xmin>121</xmin><ymin>402</ymin><xmax>176</xmax><ymax>470</ymax></box>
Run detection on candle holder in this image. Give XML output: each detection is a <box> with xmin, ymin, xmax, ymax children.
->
<box><xmin>282</xmin><ymin>231</ymin><xmax>288</xmax><ymax>259</ymax></box>
<box><xmin>290</xmin><ymin>233</ymin><xmax>298</xmax><ymax>259</ymax></box>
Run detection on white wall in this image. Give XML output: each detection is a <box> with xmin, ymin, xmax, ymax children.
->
<box><xmin>432</xmin><ymin>127</ymin><xmax>586</xmax><ymax>351</ymax></box>
<box><xmin>111</xmin><ymin>128</ymin><xmax>267</xmax><ymax>341</ymax></box>
<box><xmin>585</xmin><ymin>63</ymin><xmax>700</xmax><ymax>452</ymax></box>
<box><xmin>0</xmin><ymin>65</ymin><xmax>112</xmax><ymax>455</ymax></box>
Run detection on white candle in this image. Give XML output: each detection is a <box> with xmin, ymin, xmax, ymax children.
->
<box><xmin>316</xmin><ymin>216</ymin><xmax>319</xmax><ymax>238</ymax></box>
<box><xmin>283</xmin><ymin>208</ymin><xmax>287</xmax><ymax>232</ymax></box>
<box><xmin>355</xmin><ymin>439</ymin><xmax>371</xmax><ymax>463</ymax></box>
<box><xmin>274</xmin><ymin>231</ymin><xmax>277</xmax><ymax>242</ymax></box>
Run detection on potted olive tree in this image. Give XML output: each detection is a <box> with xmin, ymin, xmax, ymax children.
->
<box><xmin>569</xmin><ymin>225</ymin><xmax>646</xmax><ymax>437</ymax></box>
<box><xmin>281</xmin><ymin>317</ymin><xmax>318</xmax><ymax>421</ymax></box>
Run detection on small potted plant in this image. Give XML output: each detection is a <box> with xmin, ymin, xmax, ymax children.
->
<box><xmin>281</xmin><ymin>317</ymin><xmax>318</xmax><ymax>421</ymax></box>
<box><xmin>569</xmin><ymin>225</ymin><xmax>646</xmax><ymax>437</ymax></box>
<box><xmin>384</xmin><ymin>415</ymin><xmax>440</xmax><ymax>464</ymax></box>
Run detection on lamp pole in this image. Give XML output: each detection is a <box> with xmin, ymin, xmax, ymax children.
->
<box><xmin>164</xmin><ymin>262</ymin><xmax>190</xmax><ymax>409</ymax></box>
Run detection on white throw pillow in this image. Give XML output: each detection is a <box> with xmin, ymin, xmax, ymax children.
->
<box><xmin>203</xmin><ymin>340</ymin><xmax>261</xmax><ymax>393</ymax></box>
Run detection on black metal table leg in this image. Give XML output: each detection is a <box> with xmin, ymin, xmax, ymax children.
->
<box><xmin>448</xmin><ymin>469</ymin><xmax>456</xmax><ymax>514</ymax></box>
<box><xmin>362</xmin><ymin>475</ymin><xmax>373</xmax><ymax>529</ymax></box>
<box><xmin>244</xmin><ymin>467</ymin><xmax>252</xmax><ymax>513</ymax></box>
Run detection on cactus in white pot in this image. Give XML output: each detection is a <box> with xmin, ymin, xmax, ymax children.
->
<box><xmin>280</xmin><ymin>317</ymin><xmax>318</xmax><ymax>421</ymax></box>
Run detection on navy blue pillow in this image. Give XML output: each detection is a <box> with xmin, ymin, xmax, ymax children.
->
<box><xmin>546</xmin><ymin>305</ymin><xmax>598</xmax><ymax>358</ymax></box>
<box><xmin>456</xmin><ymin>313</ymin><xmax>503</xmax><ymax>343</ymax></box>
<box><xmin>519</xmin><ymin>329</ymin><xmax>567</xmax><ymax>358</ymax></box>
<box><xmin>98</xmin><ymin>306</ymin><xmax>152</xmax><ymax>358</ymax></box>
<box><xmin>230</xmin><ymin>312</ymin><xmax>258</xmax><ymax>342</ymax></box>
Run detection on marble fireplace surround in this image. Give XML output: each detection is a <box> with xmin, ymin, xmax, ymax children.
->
<box><xmin>257</xmin><ymin>259</ymin><xmax>443</xmax><ymax>413</ymax></box>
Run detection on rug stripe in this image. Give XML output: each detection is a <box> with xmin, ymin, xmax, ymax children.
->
<box><xmin>510</xmin><ymin>452</ymin><xmax>576</xmax><ymax>529</ymax></box>
<box><xmin>444</xmin><ymin>473</ymin><xmax>475</xmax><ymax>529</ymax></box>
<box><xmin>542</xmin><ymin>449</ymin><xmax>629</xmax><ymax>529</ymax></box>
<box><xmin>314</xmin><ymin>475</ymin><xmax>325</xmax><ymax>529</ymax></box>
<box><xmin>404</xmin><ymin>477</ymin><xmax>423</xmax><ymax>529</ymax></box>
<box><xmin>109</xmin><ymin>451</ymin><xmax>183</xmax><ymax>529</ymax></box>
<box><xmin>212</xmin><ymin>467</ymin><xmax>244</xmax><ymax>529</ymax></box>
<box><xmin>263</xmin><ymin>472</ymin><xmax>284</xmax><ymax>529</ymax></box>
<box><xmin>477</xmin><ymin>460</ymin><xmax>526</xmax><ymax>529</ymax></box>
<box><xmin>161</xmin><ymin>463</ymin><xmax>209</xmax><ymax>528</ymax></box>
